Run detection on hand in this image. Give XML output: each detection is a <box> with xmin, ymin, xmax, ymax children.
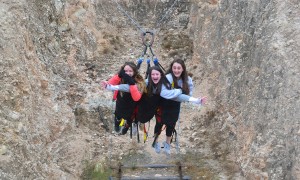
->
<box><xmin>153</xmin><ymin>58</ymin><xmax>159</xmax><ymax>66</ymax></box>
<box><xmin>189</xmin><ymin>97</ymin><xmax>201</xmax><ymax>104</ymax></box>
<box><xmin>137</xmin><ymin>58</ymin><xmax>143</xmax><ymax>65</ymax></box>
<box><xmin>122</xmin><ymin>73</ymin><xmax>135</xmax><ymax>85</ymax></box>
<box><xmin>200</xmin><ymin>96</ymin><xmax>207</xmax><ymax>105</ymax></box>
<box><xmin>101</xmin><ymin>81</ymin><xmax>109</xmax><ymax>89</ymax></box>
<box><xmin>118</xmin><ymin>69</ymin><xmax>126</xmax><ymax>78</ymax></box>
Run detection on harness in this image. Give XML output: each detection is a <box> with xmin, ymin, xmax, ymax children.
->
<box><xmin>110</xmin><ymin>0</ymin><xmax>181</xmax><ymax>149</ymax></box>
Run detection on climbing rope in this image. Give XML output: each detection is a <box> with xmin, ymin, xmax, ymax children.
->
<box><xmin>154</xmin><ymin>0</ymin><xmax>179</xmax><ymax>31</ymax></box>
<box><xmin>113</xmin><ymin>0</ymin><xmax>179</xmax><ymax>34</ymax></box>
<box><xmin>113</xmin><ymin>0</ymin><xmax>179</xmax><ymax>67</ymax></box>
<box><xmin>110</xmin><ymin>0</ymin><xmax>184</xmax><ymax>158</ymax></box>
<box><xmin>113</xmin><ymin>0</ymin><xmax>146</xmax><ymax>34</ymax></box>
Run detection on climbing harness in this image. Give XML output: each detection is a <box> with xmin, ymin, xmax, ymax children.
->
<box><xmin>140</xmin><ymin>31</ymin><xmax>155</xmax><ymax>79</ymax></box>
<box><xmin>109</xmin><ymin>0</ymin><xmax>183</xmax><ymax>163</ymax></box>
<box><xmin>119</xmin><ymin>118</ymin><xmax>125</xmax><ymax>127</ymax></box>
<box><xmin>113</xmin><ymin>0</ymin><xmax>178</xmax><ymax>69</ymax></box>
<box><xmin>140</xmin><ymin>31</ymin><xmax>166</xmax><ymax>73</ymax></box>
<box><xmin>102</xmin><ymin>1</ymin><xmax>205</xmax><ymax>178</ymax></box>
<box><xmin>142</xmin><ymin>121</ymin><xmax>152</xmax><ymax>143</ymax></box>
<box><xmin>143</xmin><ymin>123</ymin><xmax>148</xmax><ymax>143</ymax></box>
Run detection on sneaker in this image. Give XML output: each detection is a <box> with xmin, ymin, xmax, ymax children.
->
<box><xmin>162</xmin><ymin>141</ymin><xmax>171</xmax><ymax>155</ymax></box>
<box><xmin>120</xmin><ymin>123</ymin><xmax>129</xmax><ymax>135</ymax></box>
<box><xmin>154</xmin><ymin>142</ymin><xmax>161</xmax><ymax>154</ymax></box>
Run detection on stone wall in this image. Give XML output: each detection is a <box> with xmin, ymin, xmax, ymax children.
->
<box><xmin>190</xmin><ymin>0</ymin><xmax>300</xmax><ymax>179</ymax></box>
<box><xmin>0</xmin><ymin>0</ymin><xmax>299</xmax><ymax>179</ymax></box>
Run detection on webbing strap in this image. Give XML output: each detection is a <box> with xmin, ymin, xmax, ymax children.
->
<box><xmin>136</xmin><ymin>122</ymin><xmax>140</xmax><ymax>143</ymax></box>
<box><xmin>141</xmin><ymin>31</ymin><xmax>155</xmax><ymax>58</ymax></box>
<box><xmin>130</xmin><ymin>123</ymin><xmax>132</xmax><ymax>139</ymax></box>
<box><xmin>143</xmin><ymin>124</ymin><xmax>147</xmax><ymax>143</ymax></box>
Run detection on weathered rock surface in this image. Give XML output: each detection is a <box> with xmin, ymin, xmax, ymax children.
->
<box><xmin>0</xmin><ymin>0</ymin><xmax>299</xmax><ymax>179</ymax></box>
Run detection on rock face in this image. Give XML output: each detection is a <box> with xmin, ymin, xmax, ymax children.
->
<box><xmin>0</xmin><ymin>0</ymin><xmax>299</xmax><ymax>179</ymax></box>
<box><xmin>190</xmin><ymin>0</ymin><xmax>300</xmax><ymax>179</ymax></box>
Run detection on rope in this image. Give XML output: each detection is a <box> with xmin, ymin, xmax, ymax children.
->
<box><xmin>113</xmin><ymin>0</ymin><xmax>145</xmax><ymax>34</ymax></box>
<box><xmin>113</xmin><ymin>0</ymin><xmax>180</xmax><ymax>71</ymax></box>
<box><xmin>113</xmin><ymin>0</ymin><xmax>179</xmax><ymax>34</ymax></box>
<box><xmin>154</xmin><ymin>0</ymin><xmax>179</xmax><ymax>31</ymax></box>
<box><xmin>111</xmin><ymin>0</ymin><xmax>183</xmax><ymax>162</ymax></box>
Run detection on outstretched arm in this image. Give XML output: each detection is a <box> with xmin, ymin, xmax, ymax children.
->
<box><xmin>107</xmin><ymin>74</ymin><xmax>121</xmax><ymax>85</ymax></box>
<box><xmin>130</xmin><ymin>85</ymin><xmax>142</xmax><ymax>101</ymax></box>
<box><xmin>104</xmin><ymin>83</ymin><xmax>142</xmax><ymax>101</ymax></box>
<box><xmin>104</xmin><ymin>84</ymin><xmax>130</xmax><ymax>92</ymax></box>
<box><xmin>171</xmin><ymin>94</ymin><xmax>207</xmax><ymax>105</ymax></box>
<box><xmin>115</xmin><ymin>81</ymin><xmax>183</xmax><ymax>100</ymax></box>
<box><xmin>160</xmin><ymin>85</ymin><xmax>183</xmax><ymax>99</ymax></box>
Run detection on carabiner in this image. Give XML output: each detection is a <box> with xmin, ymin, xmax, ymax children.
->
<box><xmin>142</xmin><ymin>31</ymin><xmax>154</xmax><ymax>47</ymax></box>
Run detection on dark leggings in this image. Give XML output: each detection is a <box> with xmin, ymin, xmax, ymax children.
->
<box><xmin>165</xmin><ymin>124</ymin><xmax>175</xmax><ymax>136</ymax></box>
<box><xmin>154</xmin><ymin>120</ymin><xmax>176</xmax><ymax>137</ymax></box>
<box><xmin>154</xmin><ymin>107</ymin><xmax>176</xmax><ymax>137</ymax></box>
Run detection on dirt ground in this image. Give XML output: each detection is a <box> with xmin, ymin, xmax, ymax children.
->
<box><xmin>100</xmin><ymin>104</ymin><xmax>243</xmax><ymax>179</ymax></box>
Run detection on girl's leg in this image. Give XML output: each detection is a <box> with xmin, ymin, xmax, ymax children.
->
<box><xmin>163</xmin><ymin>124</ymin><xmax>175</xmax><ymax>155</ymax></box>
<box><xmin>154</xmin><ymin>107</ymin><xmax>163</xmax><ymax>142</ymax></box>
<box><xmin>166</xmin><ymin>136</ymin><xmax>172</xmax><ymax>145</ymax></box>
<box><xmin>114</xmin><ymin>115</ymin><xmax>121</xmax><ymax>133</ymax></box>
<box><xmin>121</xmin><ymin>119</ymin><xmax>132</xmax><ymax>135</ymax></box>
<box><xmin>153</xmin><ymin>112</ymin><xmax>163</xmax><ymax>153</ymax></box>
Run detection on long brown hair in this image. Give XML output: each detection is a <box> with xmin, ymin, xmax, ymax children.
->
<box><xmin>147</xmin><ymin>66</ymin><xmax>171</xmax><ymax>97</ymax></box>
<box><xmin>119</xmin><ymin>62</ymin><xmax>147</xmax><ymax>94</ymax></box>
<box><xmin>166</xmin><ymin>59</ymin><xmax>190</xmax><ymax>95</ymax></box>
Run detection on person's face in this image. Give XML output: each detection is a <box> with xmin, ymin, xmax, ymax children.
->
<box><xmin>151</xmin><ymin>69</ymin><xmax>161</xmax><ymax>84</ymax></box>
<box><xmin>124</xmin><ymin>65</ymin><xmax>134</xmax><ymax>77</ymax></box>
<box><xmin>172</xmin><ymin>62</ymin><xmax>183</xmax><ymax>78</ymax></box>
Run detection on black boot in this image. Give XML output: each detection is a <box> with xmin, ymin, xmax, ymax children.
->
<box><xmin>121</xmin><ymin>122</ymin><xmax>130</xmax><ymax>135</ymax></box>
<box><xmin>114</xmin><ymin>117</ymin><xmax>121</xmax><ymax>133</ymax></box>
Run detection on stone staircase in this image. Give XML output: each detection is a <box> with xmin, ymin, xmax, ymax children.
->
<box><xmin>109</xmin><ymin>163</ymin><xmax>191</xmax><ymax>180</ymax></box>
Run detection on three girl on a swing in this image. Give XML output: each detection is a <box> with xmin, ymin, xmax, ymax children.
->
<box><xmin>101</xmin><ymin>58</ymin><xmax>207</xmax><ymax>155</ymax></box>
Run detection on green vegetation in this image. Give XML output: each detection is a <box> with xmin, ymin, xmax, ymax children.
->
<box><xmin>81</xmin><ymin>160</ymin><xmax>112</xmax><ymax>180</ymax></box>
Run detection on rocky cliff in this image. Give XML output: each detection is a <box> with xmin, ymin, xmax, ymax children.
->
<box><xmin>191</xmin><ymin>0</ymin><xmax>300</xmax><ymax>179</ymax></box>
<box><xmin>0</xmin><ymin>0</ymin><xmax>299</xmax><ymax>179</ymax></box>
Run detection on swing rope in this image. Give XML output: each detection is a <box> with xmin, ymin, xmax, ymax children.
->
<box><xmin>106</xmin><ymin>1</ymin><xmax>187</xmax><ymax>177</ymax></box>
<box><xmin>113</xmin><ymin>0</ymin><xmax>178</xmax><ymax>72</ymax></box>
<box><xmin>113</xmin><ymin>0</ymin><xmax>179</xmax><ymax>34</ymax></box>
<box><xmin>112</xmin><ymin>0</ymin><xmax>183</xmax><ymax>152</ymax></box>
<box><xmin>113</xmin><ymin>0</ymin><xmax>145</xmax><ymax>34</ymax></box>
<box><xmin>154</xmin><ymin>0</ymin><xmax>179</xmax><ymax>31</ymax></box>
